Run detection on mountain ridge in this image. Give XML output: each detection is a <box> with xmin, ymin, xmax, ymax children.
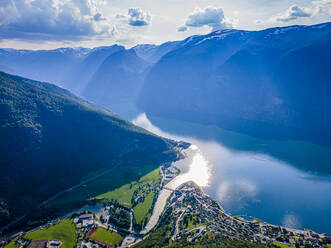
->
<box><xmin>0</xmin><ymin>22</ymin><xmax>330</xmax><ymax>146</ymax></box>
<box><xmin>138</xmin><ymin>22</ymin><xmax>331</xmax><ymax>147</ymax></box>
<box><xmin>0</xmin><ymin>71</ymin><xmax>180</xmax><ymax>228</ymax></box>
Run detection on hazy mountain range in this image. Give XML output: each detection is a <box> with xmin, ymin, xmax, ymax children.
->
<box><xmin>139</xmin><ymin>23</ymin><xmax>331</xmax><ymax>146</ymax></box>
<box><xmin>0</xmin><ymin>22</ymin><xmax>330</xmax><ymax>147</ymax></box>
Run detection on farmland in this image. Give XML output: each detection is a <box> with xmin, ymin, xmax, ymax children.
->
<box><xmin>24</xmin><ymin>219</ymin><xmax>76</xmax><ymax>248</ymax></box>
<box><xmin>88</xmin><ymin>228</ymin><xmax>123</xmax><ymax>247</ymax></box>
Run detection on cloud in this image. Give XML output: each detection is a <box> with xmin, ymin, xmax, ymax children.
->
<box><xmin>273</xmin><ymin>5</ymin><xmax>312</xmax><ymax>22</ymax></box>
<box><xmin>270</xmin><ymin>1</ymin><xmax>331</xmax><ymax>23</ymax></box>
<box><xmin>177</xmin><ymin>26</ymin><xmax>188</xmax><ymax>32</ymax></box>
<box><xmin>179</xmin><ymin>7</ymin><xmax>233</xmax><ymax>32</ymax></box>
<box><xmin>128</xmin><ymin>8</ymin><xmax>151</xmax><ymax>26</ymax></box>
<box><xmin>93</xmin><ymin>13</ymin><xmax>105</xmax><ymax>21</ymax></box>
<box><xmin>255</xmin><ymin>19</ymin><xmax>263</xmax><ymax>24</ymax></box>
<box><xmin>312</xmin><ymin>0</ymin><xmax>331</xmax><ymax>15</ymax></box>
<box><xmin>0</xmin><ymin>0</ymin><xmax>112</xmax><ymax>41</ymax></box>
<box><xmin>271</xmin><ymin>0</ymin><xmax>331</xmax><ymax>23</ymax></box>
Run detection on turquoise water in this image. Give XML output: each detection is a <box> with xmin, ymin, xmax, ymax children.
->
<box><xmin>133</xmin><ymin>113</ymin><xmax>331</xmax><ymax>234</ymax></box>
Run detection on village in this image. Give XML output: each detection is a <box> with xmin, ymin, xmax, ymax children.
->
<box><xmin>165</xmin><ymin>182</ymin><xmax>330</xmax><ymax>248</ymax></box>
<box><xmin>2</xmin><ymin>163</ymin><xmax>330</xmax><ymax>248</ymax></box>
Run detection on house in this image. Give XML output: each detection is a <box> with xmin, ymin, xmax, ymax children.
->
<box><xmin>82</xmin><ymin>219</ymin><xmax>94</xmax><ymax>228</ymax></box>
<box><xmin>46</xmin><ymin>241</ymin><xmax>61</xmax><ymax>248</ymax></box>
<box><xmin>79</xmin><ymin>214</ymin><xmax>93</xmax><ymax>220</ymax></box>
<box><xmin>78</xmin><ymin>213</ymin><xmax>94</xmax><ymax>228</ymax></box>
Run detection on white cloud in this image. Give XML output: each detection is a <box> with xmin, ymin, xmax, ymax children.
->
<box><xmin>313</xmin><ymin>0</ymin><xmax>331</xmax><ymax>15</ymax></box>
<box><xmin>128</xmin><ymin>8</ymin><xmax>151</xmax><ymax>26</ymax></box>
<box><xmin>271</xmin><ymin>1</ymin><xmax>331</xmax><ymax>23</ymax></box>
<box><xmin>177</xmin><ymin>26</ymin><xmax>188</xmax><ymax>32</ymax></box>
<box><xmin>0</xmin><ymin>0</ymin><xmax>112</xmax><ymax>40</ymax></box>
<box><xmin>180</xmin><ymin>7</ymin><xmax>234</xmax><ymax>32</ymax></box>
<box><xmin>272</xmin><ymin>5</ymin><xmax>312</xmax><ymax>22</ymax></box>
<box><xmin>255</xmin><ymin>19</ymin><xmax>263</xmax><ymax>24</ymax></box>
<box><xmin>0</xmin><ymin>0</ymin><xmax>330</xmax><ymax>49</ymax></box>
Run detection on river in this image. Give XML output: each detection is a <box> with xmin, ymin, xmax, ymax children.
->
<box><xmin>133</xmin><ymin>113</ymin><xmax>331</xmax><ymax>235</ymax></box>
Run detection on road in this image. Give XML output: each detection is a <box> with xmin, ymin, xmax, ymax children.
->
<box><xmin>172</xmin><ymin>210</ymin><xmax>186</xmax><ymax>240</ymax></box>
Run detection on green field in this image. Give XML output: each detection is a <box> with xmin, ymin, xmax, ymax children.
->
<box><xmin>138</xmin><ymin>168</ymin><xmax>160</xmax><ymax>183</ymax></box>
<box><xmin>89</xmin><ymin>228</ymin><xmax>122</xmax><ymax>245</ymax></box>
<box><xmin>97</xmin><ymin>183</ymin><xmax>135</xmax><ymax>207</ymax></box>
<box><xmin>97</xmin><ymin>168</ymin><xmax>160</xmax><ymax>205</ymax></box>
<box><xmin>97</xmin><ymin>168</ymin><xmax>160</xmax><ymax>225</ymax></box>
<box><xmin>133</xmin><ymin>192</ymin><xmax>155</xmax><ymax>224</ymax></box>
<box><xmin>45</xmin><ymin>164</ymin><xmax>159</xmax><ymax>212</ymax></box>
<box><xmin>272</xmin><ymin>241</ymin><xmax>295</xmax><ymax>248</ymax></box>
<box><xmin>44</xmin><ymin>166</ymin><xmax>160</xmax><ymax>229</ymax></box>
<box><xmin>3</xmin><ymin>238</ymin><xmax>18</xmax><ymax>248</ymax></box>
<box><xmin>24</xmin><ymin>219</ymin><xmax>76</xmax><ymax>248</ymax></box>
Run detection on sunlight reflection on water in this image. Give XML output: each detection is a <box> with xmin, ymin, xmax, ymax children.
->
<box><xmin>169</xmin><ymin>145</ymin><xmax>211</xmax><ymax>188</ymax></box>
<box><xmin>132</xmin><ymin>112</ymin><xmax>331</xmax><ymax>234</ymax></box>
<box><xmin>133</xmin><ymin>113</ymin><xmax>211</xmax><ymax>188</ymax></box>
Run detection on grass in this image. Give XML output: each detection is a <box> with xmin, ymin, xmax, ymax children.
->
<box><xmin>46</xmin><ymin>164</ymin><xmax>158</xmax><ymax>212</ymax></box>
<box><xmin>45</xmin><ymin>166</ymin><xmax>160</xmax><ymax>229</ymax></box>
<box><xmin>3</xmin><ymin>238</ymin><xmax>18</xmax><ymax>248</ymax></box>
<box><xmin>183</xmin><ymin>215</ymin><xmax>202</xmax><ymax>230</ymax></box>
<box><xmin>133</xmin><ymin>192</ymin><xmax>155</xmax><ymax>224</ymax></box>
<box><xmin>24</xmin><ymin>219</ymin><xmax>76</xmax><ymax>248</ymax></box>
<box><xmin>272</xmin><ymin>241</ymin><xmax>295</xmax><ymax>248</ymax></box>
<box><xmin>89</xmin><ymin>228</ymin><xmax>122</xmax><ymax>245</ymax></box>
<box><xmin>97</xmin><ymin>168</ymin><xmax>160</xmax><ymax>209</ymax></box>
<box><xmin>139</xmin><ymin>168</ymin><xmax>160</xmax><ymax>183</ymax></box>
<box><xmin>187</xmin><ymin>218</ymin><xmax>195</xmax><ymax>230</ymax></box>
<box><xmin>97</xmin><ymin>183</ymin><xmax>135</xmax><ymax>207</ymax></box>
<box><xmin>97</xmin><ymin>168</ymin><xmax>160</xmax><ymax>225</ymax></box>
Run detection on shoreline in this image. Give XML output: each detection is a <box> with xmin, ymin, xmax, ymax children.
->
<box><xmin>138</xmin><ymin>145</ymin><xmax>328</xmax><ymax>245</ymax></box>
<box><xmin>2</xmin><ymin>147</ymin><xmax>328</xmax><ymax>248</ymax></box>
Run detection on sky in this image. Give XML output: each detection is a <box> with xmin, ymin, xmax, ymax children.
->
<box><xmin>0</xmin><ymin>0</ymin><xmax>330</xmax><ymax>49</ymax></box>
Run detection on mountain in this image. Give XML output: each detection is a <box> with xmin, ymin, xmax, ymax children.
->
<box><xmin>0</xmin><ymin>43</ymin><xmax>184</xmax><ymax>119</ymax></box>
<box><xmin>1</xmin><ymin>23</ymin><xmax>330</xmax><ymax>146</ymax></box>
<box><xmin>0</xmin><ymin>46</ymin><xmax>127</xmax><ymax>94</ymax></box>
<box><xmin>0</xmin><ymin>71</ymin><xmax>180</xmax><ymax>228</ymax></box>
<box><xmin>133</xmin><ymin>41</ymin><xmax>181</xmax><ymax>63</ymax></box>
<box><xmin>0</xmin><ymin>48</ymin><xmax>90</xmax><ymax>88</ymax></box>
<box><xmin>83</xmin><ymin>49</ymin><xmax>151</xmax><ymax>118</ymax></box>
<box><xmin>138</xmin><ymin>22</ymin><xmax>331</xmax><ymax>146</ymax></box>
<box><xmin>65</xmin><ymin>45</ymin><xmax>125</xmax><ymax>94</ymax></box>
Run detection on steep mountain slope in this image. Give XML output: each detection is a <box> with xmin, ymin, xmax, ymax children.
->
<box><xmin>0</xmin><ymin>48</ymin><xmax>89</xmax><ymax>88</ymax></box>
<box><xmin>138</xmin><ymin>23</ymin><xmax>331</xmax><ymax>146</ymax></box>
<box><xmin>0</xmin><ymin>43</ymin><xmax>182</xmax><ymax>119</ymax></box>
<box><xmin>83</xmin><ymin>49</ymin><xmax>151</xmax><ymax>118</ymax></box>
<box><xmin>133</xmin><ymin>41</ymin><xmax>181</xmax><ymax>63</ymax></box>
<box><xmin>65</xmin><ymin>45</ymin><xmax>125</xmax><ymax>94</ymax></box>
<box><xmin>0</xmin><ymin>71</ymin><xmax>179</xmax><ymax>227</ymax></box>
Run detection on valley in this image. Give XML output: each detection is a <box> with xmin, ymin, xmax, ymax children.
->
<box><xmin>0</xmin><ymin>20</ymin><xmax>330</xmax><ymax>248</ymax></box>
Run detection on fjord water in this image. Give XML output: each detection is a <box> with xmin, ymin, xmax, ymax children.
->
<box><xmin>133</xmin><ymin>113</ymin><xmax>331</xmax><ymax>234</ymax></box>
